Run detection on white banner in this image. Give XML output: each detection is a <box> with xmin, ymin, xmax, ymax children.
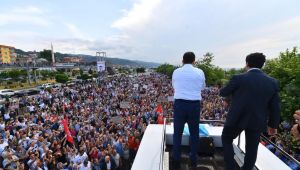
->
<box><xmin>97</xmin><ymin>61</ymin><xmax>106</xmax><ymax>72</ymax></box>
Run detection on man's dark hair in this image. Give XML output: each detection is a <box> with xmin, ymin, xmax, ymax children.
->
<box><xmin>183</xmin><ymin>52</ymin><xmax>195</xmax><ymax>64</ymax></box>
<box><xmin>246</xmin><ymin>52</ymin><xmax>266</xmax><ymax>69</ymax></box>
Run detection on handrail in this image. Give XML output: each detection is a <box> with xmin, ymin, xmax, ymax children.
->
<box><xmin>166</xmin><ymin>118</ymin><xmax>226</xmax><ymax>124</ymax></box>
<box><xmin>159</xmin><ymin>118</ymin><xmax>167</xmax><ymax>170</ymax></box>
<box><xmin>260</xmin><ymin>134</ymin><xmax>300</xmax><ymax>167</ymax></box>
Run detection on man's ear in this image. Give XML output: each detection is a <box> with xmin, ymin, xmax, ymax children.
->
<box><xmin>245</xmin><ymin>62</ymin><xmax>250</xmax><ymax>71</ymax></box>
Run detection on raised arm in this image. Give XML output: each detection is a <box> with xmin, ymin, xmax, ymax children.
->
<box><xmin>219</xmin><ymin>75</ymin><xmax>239</xmax><ymax>97</ymax></box>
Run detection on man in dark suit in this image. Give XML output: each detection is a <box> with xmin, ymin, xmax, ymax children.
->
<box><xmin>220</xmin><ymin>53</ymin><xmax>280</xmax><ymax>170</ymax></box>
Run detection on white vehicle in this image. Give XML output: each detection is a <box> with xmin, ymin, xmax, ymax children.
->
<box><xmin>41</xmin><ymin>83</ymin><xmax>53</xmax><ymax>89</ymax></box>
<box><xmin>0</xmin><ymin>97</ymin><xmax>6</xmax><ymax>104</ymax></box>
<box><xmin>0</xmin><ymin>89</ymin><xmax>15</xmax><ymax>97</ymax></box>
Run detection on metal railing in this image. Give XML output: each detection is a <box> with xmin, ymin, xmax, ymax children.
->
<box><xmin>260</xmin><ymin>134</ymin><xmax>300</xmax><ymax>167</ymax></box>
<box><xmin>159</xmin><ymin>118</ymin><xmax>167</xmax><ymax>170</ymax></box>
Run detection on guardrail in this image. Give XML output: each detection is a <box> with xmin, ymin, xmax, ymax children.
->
<box><xmin>260</xmin><ymin>134</ymin><xmax>300</xmax><ymax>167</ymax></box>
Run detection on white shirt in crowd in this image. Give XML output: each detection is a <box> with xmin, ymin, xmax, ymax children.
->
<box><xmin>79</xmin><ymin>161</ymin><xmax>91</xmax><ymax>170</ymax></box>
<box><xmin>113</xmin><ymin>153</ymin><xmax>120</xmax><ymax>167</ymax></box>
<box><xmin>106</xmin><ymin>161</ymin><xmax>111</xmax><ymax>170</ymax></box>
<box><xmin>172</xmin><ymin>64</ymin><xmax>206</xmax><ymax>100</ymax></box>
<box><xmin>73</xmin><ymin>152</ymin><xmax>88</xmax><ymax>164</ymax></box>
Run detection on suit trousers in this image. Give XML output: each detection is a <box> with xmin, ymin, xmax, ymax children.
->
<box><xmin>222</xmin><ymin>126</ymin><xmax>261</xmax><ymax>170</ymax></box>
<box><xmin>173</xmin><ymin>99</ymin><xmax>200</xmax><ymax>163</ymax></box>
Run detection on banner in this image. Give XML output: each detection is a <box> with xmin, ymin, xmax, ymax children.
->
<box><xmin>120</xmin><ymin>101</ymin><xmax>130</xmax><ymax>109</ymax></box>
<box><xmin>97</xmin><ymin>61</ymin><xmax>106</xmax><ymax>72</ymax></box>
<box><xmin>111</xmin><ymin>116</ymin><xmax>123</xmax><ymax>124</ymax></box>
<box><xmin>62</xmin><ymin>119</ymin><xmax>74</xmax><ymax>144</ymax></box>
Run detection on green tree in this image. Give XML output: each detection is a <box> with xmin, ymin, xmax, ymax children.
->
<box><xmin>156</xmin><ymin>64</ymin><xmax>176</xmax><ymax>78</ymax></box>
<box><xmin>195</xmin><ymin>53</ymin><xmax>225</xmax><ymax>86</ymax></box>
<box><xmin>264</xmin><ymin>47</ymin><xmax>300</xmax><ymax>121</ymax></box>
<box><xmin>136</xmin><ymin>67</ymin><xmax>145</xmax><ymax>73</ymax></box>
<box><xmin>8</xmin><ymin>69</ymin><xmax>21</xmax><ymax>81</ymax></box>
<box><xmin>55</xmin><ymin>73</ymin><xmax>69</xmax><ymax>83</ymax></box>
<box><xmin>39</xmin><ymin>50</ymin><xmax>52</xmax><ymax>63</ymax></box>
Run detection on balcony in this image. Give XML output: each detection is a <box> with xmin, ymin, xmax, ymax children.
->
<box><xmin>132</xmin><ymin>119</ymin><xmax>299</xmax><ymax>170</ymax></box>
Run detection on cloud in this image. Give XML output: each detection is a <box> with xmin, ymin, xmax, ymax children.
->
<box><xmin>111</xmin><ymin>0</ymin><xmax>162</xmax><ymax>31</ymax></box>
<box><xmin>12</xmin><ymin>6</ymin><xmax>44</xmax><ymax>14</ymax></box>
<box><xmin>65</xmin><ymin>23</ymin><xmax>87</xmax><ymax>40</ymax></box>
<box><xmin>214</xmin><ymin>15</ymin><xmax>300</xmax><ymax>68</ymax></box>
<box><xmin>0</xmin><ymin>5</ymin><xmax>50</xmax><ymax>26</ymax></box>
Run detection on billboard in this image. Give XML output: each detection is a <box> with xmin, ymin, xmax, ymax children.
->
<box><xmin>97</xmin><ymin>61</ymin><xmax>106</xmax><ymax>72</ymax></box>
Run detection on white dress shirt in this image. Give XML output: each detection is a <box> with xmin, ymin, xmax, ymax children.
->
<box><xmin>172</xmin><ymin>64</ymin><xmax>206</xmax><ymax>100</ymax></box>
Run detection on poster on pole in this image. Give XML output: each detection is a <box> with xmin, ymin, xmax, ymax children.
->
<box><xmin>111</xmin><ymin>116</ymin><xmax>123</xmax><ymax>124</ymax></box>
<box><xmin>120</xmin><ymin>101</ymin><xmax>130</xmax><ymax>109</ymax></box>
<box><xmin>97</xmin><ymin>61</ymin><xmax>106</xmax><ymax>72</ymax></box>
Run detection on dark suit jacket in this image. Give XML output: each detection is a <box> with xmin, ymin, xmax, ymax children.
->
<box><xmin>220</xmin><ymin>69</ymin><xmax>280</xmax><ymax>132</ymax></box>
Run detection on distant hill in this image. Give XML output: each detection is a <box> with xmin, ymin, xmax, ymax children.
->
<box><xmin>15</xmin><ymin>49</ymin><xmax>161</xmax><ymax>68</ymax></box>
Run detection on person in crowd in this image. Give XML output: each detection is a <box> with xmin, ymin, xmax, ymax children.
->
<box><xmin>220</xmin><ymin>53</ymin><xmax>280</xmax><ymax>170</ymax></box>
<box><xmin>0</xmin><ymin>73</ymin><xmax>174</xmax><ymax>170</ymax></box>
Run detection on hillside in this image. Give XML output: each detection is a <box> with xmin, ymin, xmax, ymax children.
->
<box><xmin>15</xmin><ymin>49</ymin><xmax>160</xmax><ymax>68</ymax></box>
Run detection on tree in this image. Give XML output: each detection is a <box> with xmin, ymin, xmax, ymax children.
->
<box><xmin>195</xmin><ymin>53</ymin><xmax>225</xmax><ymax>86</ymax></box>
<box><xmin>136</xmin><ymin>67</ymin><xmax>145</xmax><ymax>73</ymax></box>
<box><xmin>8</xmin><ymin>69</ymin><xmax>21</xmax><ymax>81</ymax></box>
<box><xmin>264</xmin><ymin>47</ymin><xmax>300</xmax><ymax>121</ymax></box>
<box><xmin>55</xmin><ymin>73</ymin><xmax>69</xmax><ymax>83</ymax></box>
<box><xmin>156</xmin><ymin>64</ymin><xmax>176</xmax><ymax>78</ymax></box>
<box><xmin>39</xmin><ymin>50</ymin><xmax>52</xmax><ymax>63</ymax></box>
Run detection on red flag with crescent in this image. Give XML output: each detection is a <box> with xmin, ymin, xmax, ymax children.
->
<box><xmin>62</xmin><ymin>118</ymin><xmax>74</xmax><ymax>144</ymax></box>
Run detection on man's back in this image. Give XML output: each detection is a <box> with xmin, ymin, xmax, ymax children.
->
<box><xmin>220</xmin><ymin>69</ymin><xmax>280</xmax><ymax>131</ymax></box>
<box><xmin>172</xmin><ymin>64</ymin><xmax>205</xmax><ymax>101</ymax></box>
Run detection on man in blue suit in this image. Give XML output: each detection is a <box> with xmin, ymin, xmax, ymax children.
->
<box><xmin>220</xmin><ymin>53</ymin><xmax>280</xmax><ymax>170</ymax></box>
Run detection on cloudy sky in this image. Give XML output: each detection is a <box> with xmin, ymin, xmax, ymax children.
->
<box><xmin>0</xmin><ymin>0</ymin><xmax>300</xmax><ymax>67</ymax></box>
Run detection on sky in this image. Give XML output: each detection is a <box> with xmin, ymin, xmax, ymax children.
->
<box><xmin>0</xmin><ymin>0</ymin><xmax>300</xmax><ymax>68</ymax></box>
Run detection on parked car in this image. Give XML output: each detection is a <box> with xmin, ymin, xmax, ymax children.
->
<box><xmin>0</xmin><ymin>97</ymin><xmax>6</xmax><ymax>104</ymax></box>
<box><xmin>41</xmin><ymin>83</ymin><xmax>53</xmax><ymax>89</ymax></box>
<box><xmin>14</xmin><ymin>90</ymin><xmax>29</xmax><ymax>97</ymax></box>
<box><xmin>0</xmin><ymin>89</ymin><xmax>15</xmax><ymax>97</ymax></box>
<box><xmin>27</xmin><ymin>88</ymin><xmax>40</xmax><ymax>96</ymax></box>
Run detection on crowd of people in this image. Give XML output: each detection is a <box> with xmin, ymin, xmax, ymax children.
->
<box><xmin>0</xmin><ymin>73</ymin><xmax>174</xmax><ymax>170</ymax></box>
<box><xmin>0</xmin><ymin>72</ymin><xmax>298</xmax><ymax>169</ymax></box>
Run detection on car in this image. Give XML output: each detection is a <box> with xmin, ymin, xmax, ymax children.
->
<box><xmin>27</xmin><ymin>88</ymin><xmax>40</xmax><ymax>96</ymax></box>
<box><xmin>0</xmin><ymin>89</ymin><xmax>15</xmax><ymax>97</ymax></box>
<box><xmin>0</xmin><ymin>97</ymin><xmax>6</xmax><ymax>104</ymax></box>
<box><xmin>14</xmin><ymin>90</ymin><xmax>29</xmax><ymax>97</ymax></box>
<box><xmin>41</xmin><ymin>83</ymin><xmax>53</xmax><ymax>89</ymax></box>
<box><xmin>52</xmin><ymin>83</ymin><xmax>62</xmax><ymax>90</ymax></box>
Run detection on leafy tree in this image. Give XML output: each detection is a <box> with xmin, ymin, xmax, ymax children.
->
<box><xmin>83</xmin><ymin>74</ymin><xmax>91</xmax><ymax>80</ymax></box>
<box><xmin>195</xmin><ymin>53</ymin><xmax>225</xmax><ymax>86</ymax></box>
<box><xmin>8</xmin><ymin>69</ymin><xmax>21</xmax><ymax>81</ymax></box>
<box><xmin>39</xmin><ymin>50</ymin><xmax>53</xmax><ymax>63</ymax></box>
<box><xmin>136</xmin><ymin>67</ymin><xmax>145</xmax><ymax>73</ymax></box>
<box><xmin>55</xmin><ymin>73</ymin><xmax>69</xmax><ymax>83</ymax></box>
<box><xmin>264</xmin><ymin>47</ymin><xmax>300</xmax><ymax>121</ymax></box>
<box><xmin>156</xmin><ymin>63</ymin><xmax>176</xmax><ymax>78</ymax></box>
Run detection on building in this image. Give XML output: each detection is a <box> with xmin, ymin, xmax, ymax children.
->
<box><xmin>0</xmin><ymin>45</ymin><xmax>16</xmax><ymax>64</ymax></box>
<box><xmin>62</xmin><ymin>57</ymin><xmax>82</xmax><ymax>63</ymax></box>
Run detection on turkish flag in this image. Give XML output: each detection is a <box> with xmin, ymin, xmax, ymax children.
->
<box><xmin>62</xmin><ymin>118</ymin><xmax>74</xmax><ymax>144</ymax></box>
<box><xmin>156</xmin><ymin>105</ymin><xmax>163</xmax><ymax>113</ymax></box>
<box><xmin>157</xmin><ymin>114</ymin><xmax>164</xmax><ymax>124</ymax></box>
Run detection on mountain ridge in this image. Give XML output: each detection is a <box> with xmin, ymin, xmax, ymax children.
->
<box><xmin>15</xmin><ymin>49</ymin><xmax>161</xmax><ymax>68</ymax></box>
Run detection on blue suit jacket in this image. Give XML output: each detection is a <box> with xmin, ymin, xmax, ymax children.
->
<box><xmin>220</xmin><ymin>69</ymin><xmax>280</xmax><ymax>132</ymax></box>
